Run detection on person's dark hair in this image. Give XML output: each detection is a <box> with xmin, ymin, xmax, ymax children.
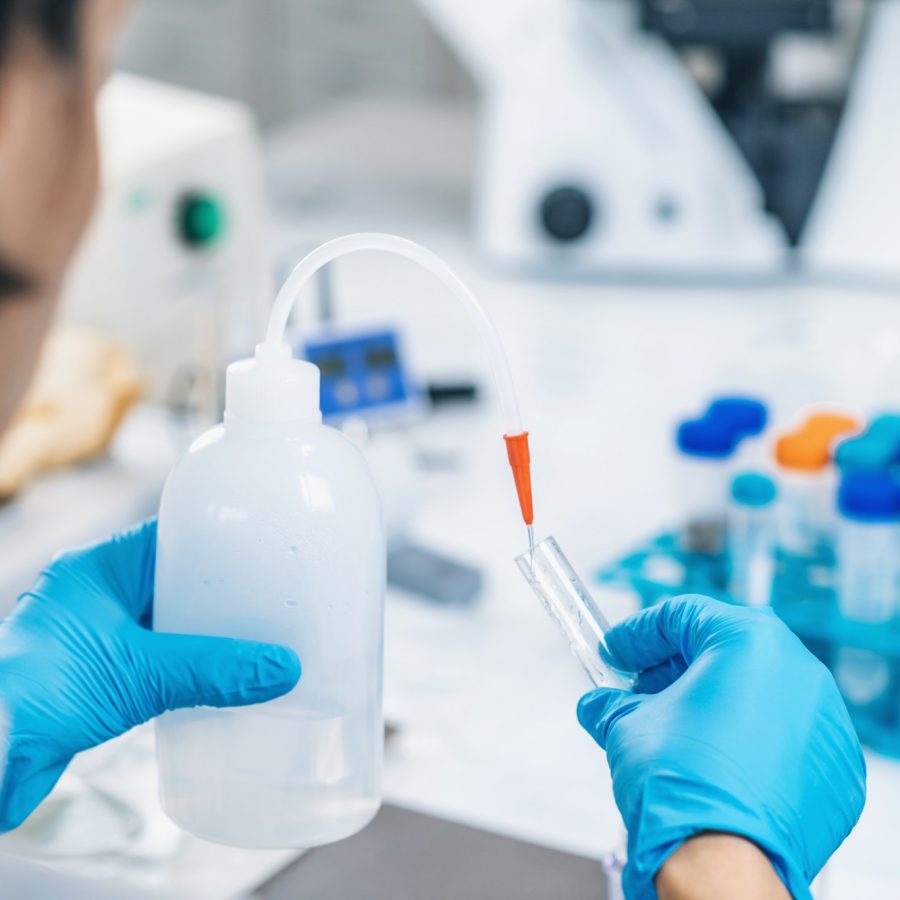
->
<box><xmin>0</xmin><ymin>1</ymin><xmax>82</xmax><ymax>66</ymax></box>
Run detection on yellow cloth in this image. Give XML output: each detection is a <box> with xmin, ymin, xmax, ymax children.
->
<box><xmin>0</xmin><ymin>329</ymin><xmax>143</xmax><ymax>498</ymax></box>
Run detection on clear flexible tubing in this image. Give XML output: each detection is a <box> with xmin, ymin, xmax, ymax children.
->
<box><xmin>264</xmin><ymin>233</ymin><xmax>524</xmax><ymax>437</ymax></box>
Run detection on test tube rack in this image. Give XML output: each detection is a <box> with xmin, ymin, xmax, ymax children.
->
<box><xmin>596</xmin><ymin>531</ymin><xmax>900</xmax><ymax>759</ymax></box>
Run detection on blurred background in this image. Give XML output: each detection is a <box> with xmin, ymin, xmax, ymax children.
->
<box><xmin>4</xmin><ymin>2</ymin><xmax>900</xmax><ymax>898</ymax></box>
<box><xmin>116</xmin><ymin>0</ymin><xmax>475</xmax><ymax>128</ymax></box>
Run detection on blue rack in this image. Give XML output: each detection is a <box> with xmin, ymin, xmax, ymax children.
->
<box><xmin>596</xmin><ymin>532</ymin><xmax>900</xmax><ymax>758</ymax></box>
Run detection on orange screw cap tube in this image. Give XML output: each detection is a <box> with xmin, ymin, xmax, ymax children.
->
<box><xmin>504</xmin><ymin>432</ymin><xmax>534</xmax><ymax>526</ymax></box>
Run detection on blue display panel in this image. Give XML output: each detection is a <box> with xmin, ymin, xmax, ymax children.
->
<box><xmin>302</xmin><ymin>328</ymin><xmax>416</xmax><ymax>420</ymax></box>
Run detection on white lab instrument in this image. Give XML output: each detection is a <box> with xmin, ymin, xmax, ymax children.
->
<box><xmin>803</xmin><ymin>2</ymin><xmax>900</xmax><ymax>280</ymax></box>
<box><xmin>418</xmin><ymin>0</ymin><xmax>900</xmax><ymax>282</ymax></box>
<box><xmin>155</xmin><ymin>233</ymin><xmax>533</xmax><ymax>849</ymax></box>
<box><xmin>834</xmin><ymin>473</ymin><xmax>900</xmax><ymax>709</ymax></box>
<box><xmin>727</xmin><ymin>473</ymin><xmax>777</xmax><ymax>607</ymax></box>
<box><xmin>516</xmin><ymin>537</ymin><xmax>634</xmax><ymax>690</ymax></box>
<box><xmin>61</xmin><ymin>74</ymin><xmax>268</xmax><ymax>418</ymax></box>
<box><xmin>417</xmin><ymin>0</ymin><xmax>782</xmax><ymax>275</ymax></box>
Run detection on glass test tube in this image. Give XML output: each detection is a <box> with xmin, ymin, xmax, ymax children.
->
<box><xmin>516</xmin><ymin>536</ymin><xmax>635</xmax><ymax>690</ymax></box>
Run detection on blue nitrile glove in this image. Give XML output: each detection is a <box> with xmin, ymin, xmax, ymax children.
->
<box><xmin>0</xmin><ymin>521</ymin><xmax>301</xmax><ymax>831</ymax></box>
<box><xmin>577</xmin><ymin>595</ymin><xmax>866</xmax><ymax>900</ymax></box>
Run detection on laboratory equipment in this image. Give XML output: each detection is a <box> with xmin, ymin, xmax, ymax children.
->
<box><xmin>774</xmin><ymin>412</ymin><xmax>858</xmax><ymax>557</ymax></box>
<box><xmin>303</xmin><ymin>327</ymin><xmax>423</xmax><ymax>425</ymax></box>
<box><xmin>516</xmin><ymin>537</ymin><xmax>634</xmax><ymax>690</ymax></box>
<box><xmin>419</xmin><ymin>0</ymin><xmax>900</xmax><ymax>283</ymax></box>
<box><xmin>156</xmin><ymin>233</ymin><xmax>534</xmax><ymax>849</ymax></box>
<box><xmin>727</xmin><ymin>472</ymin><xmax>777</xmax><ymax>607</ymax></box>
<box><xmin>803</xmin><ymin>2</ymin><xmax>900</xmax><ymax>280</ymax></box>
<box><xmin>597</xmin><ymin>430</ymin><xmax>900</xmax><ymax>757</ymax></box>
<box><xmin>61</xmin><ymin>74</ymin><xmax>268</xmax><ymax>418</ymax></box>
<box><xmin>674</xmin><ymin>417</ymin><xmax>738</xmax><ymax>554</ymax></box>
<box><xmin>266</xmin><ymin>233</ymin><xmax>534</xmax><ymax>535</ymax></box>
<box><xmin>417</xmin><ymin>0</ymin><xmax>783</xmax><ymax>275</ymax></box>
<box><xmin>834</xmin><ymin>472</ymin><xmax>900</xmax><ymax>709</ymax></box>
<box><xmin>154</xmin><ymin>345</ymin><xmax>385</xmax><ymax>848</ymax></box>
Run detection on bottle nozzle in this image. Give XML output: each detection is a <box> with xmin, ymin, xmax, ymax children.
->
<box><xmin>224</xmin><ymin>342</ymin><xmax>321</xmax><ymax>426</ymax></box>
<box><xmin>504</xmin><ymin>432</ymin><xmax>534</xmax><ymax>526</ymax></box>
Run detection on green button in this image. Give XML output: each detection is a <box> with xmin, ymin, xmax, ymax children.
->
<box><xmin>178</xmin><ymin>192</ymin><xmax>225</xmax><ymax>248</ymax></box>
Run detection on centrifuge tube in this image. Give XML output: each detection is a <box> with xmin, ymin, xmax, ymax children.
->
<box><xmin>516</xmin><ymin>536</ymin><xmax>635</xmax><ymax>690</ymax></box>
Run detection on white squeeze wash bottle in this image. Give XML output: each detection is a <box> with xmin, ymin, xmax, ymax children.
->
<box><xmin>153</xmin><ymin>341</ymin><xmax>385</xmax><ymax>849</ymax></box>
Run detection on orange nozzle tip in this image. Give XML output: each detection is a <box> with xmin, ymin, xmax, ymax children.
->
<box><xmin>503</xmin><ymin>432</ymin><xmax>534</xmax><ymax>526</ymax></box>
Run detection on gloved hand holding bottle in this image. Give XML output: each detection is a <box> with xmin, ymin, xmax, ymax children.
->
<box><xmin>578</xmin><ymin>595</ymin><xmax>866</xmax><ymax>900</ymax></box>
<box><xmin>0</xmin><ymin>521</ymin><xmax>301</xmax><ymax>832</ymax></box>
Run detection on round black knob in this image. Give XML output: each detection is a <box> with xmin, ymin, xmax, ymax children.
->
<box><xmin>539</xmin><ymin>186</ymin><xmax>595</xmax><ymax>242</ymax></box>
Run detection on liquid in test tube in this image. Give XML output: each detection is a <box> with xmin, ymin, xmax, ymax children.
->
<box><xmin>835</xmin><ymin>472</ymin><xmax>900</xmax><ymax>709</ymax></box>
<box><xmin>727</xmin><ymin>472</ymin><xmax>777</xmax><ymax>607</ymax></box>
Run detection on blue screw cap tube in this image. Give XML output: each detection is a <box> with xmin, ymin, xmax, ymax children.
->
<box><xmin>708</xmin><ymin>396</ymin><xmax>769</xmax><ymax>438</ymax></box>
<box><xmin>835</xmin><ymin>436</ymin><xmax>897</xmax><ymax>474</ymax></box>
<box><xmin>675</xmin><ymin>417</ymin><xmax>739</xmax><ymax>554</ymax></box>
<box><xmin>867</xmin><ymin>414</ymin><xmax>900</xmax><ymax>449</ymax></box>
<box><xmin>728</xmin><ymin>472</ymin><xmax>777</xmax><ymax>606</ymax></box>
<box><xmin>835</xmin><ymin>472</ymin><xmax>900</xmax><ymax>709</ymax></box>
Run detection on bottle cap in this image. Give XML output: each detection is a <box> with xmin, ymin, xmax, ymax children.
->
<box><xmin>774</xmin><ymin>433</ymin><xmax>830</xmax><ymax>472</ymax></box>
<box><xmin>867</xmin><ymin>414</ymin><xmax>900</xmax><ymax>448</ymax></box>
<box><xmin>838</xmin><ymin>473</ymin><xmax>900</xmax><ymax>522</ymax></box>
<box><xmin>676</xmin><ymin>418</ymin><xmax>738</xmax><ymax>459</ymax></box>
<box><xmin>802</xmin><ymin>412</ymin><xmax>860</xmax><ymax>442</ymax></box>
<box><xmin>225</xmin><ymin>343</ymin><xmax>322</xmax><ymax>425</ymax></box>
<box><xmin>775</xmin><ymin>411</ymin><xmax>859</xmax><ymax>472</ymax></box>
<box><xmin>731</xmin><ymin>472</ymin><xmax>777</xmax><ymax>507</ymax></box>
<box><xmin>708</xmin><ymin>397</ymin><xmax>768</xmax><ymax>437</ymax></box>
<box><xmin>834</xmin><ymin>436</ymin><xmax>896</xmax><ymax>474</ymax></box>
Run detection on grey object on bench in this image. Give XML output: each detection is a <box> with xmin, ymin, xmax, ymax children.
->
<box><xmin>257</xmin><ymin>803</ymin><xmax>608</xmax><ymax>900</ymax></box>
